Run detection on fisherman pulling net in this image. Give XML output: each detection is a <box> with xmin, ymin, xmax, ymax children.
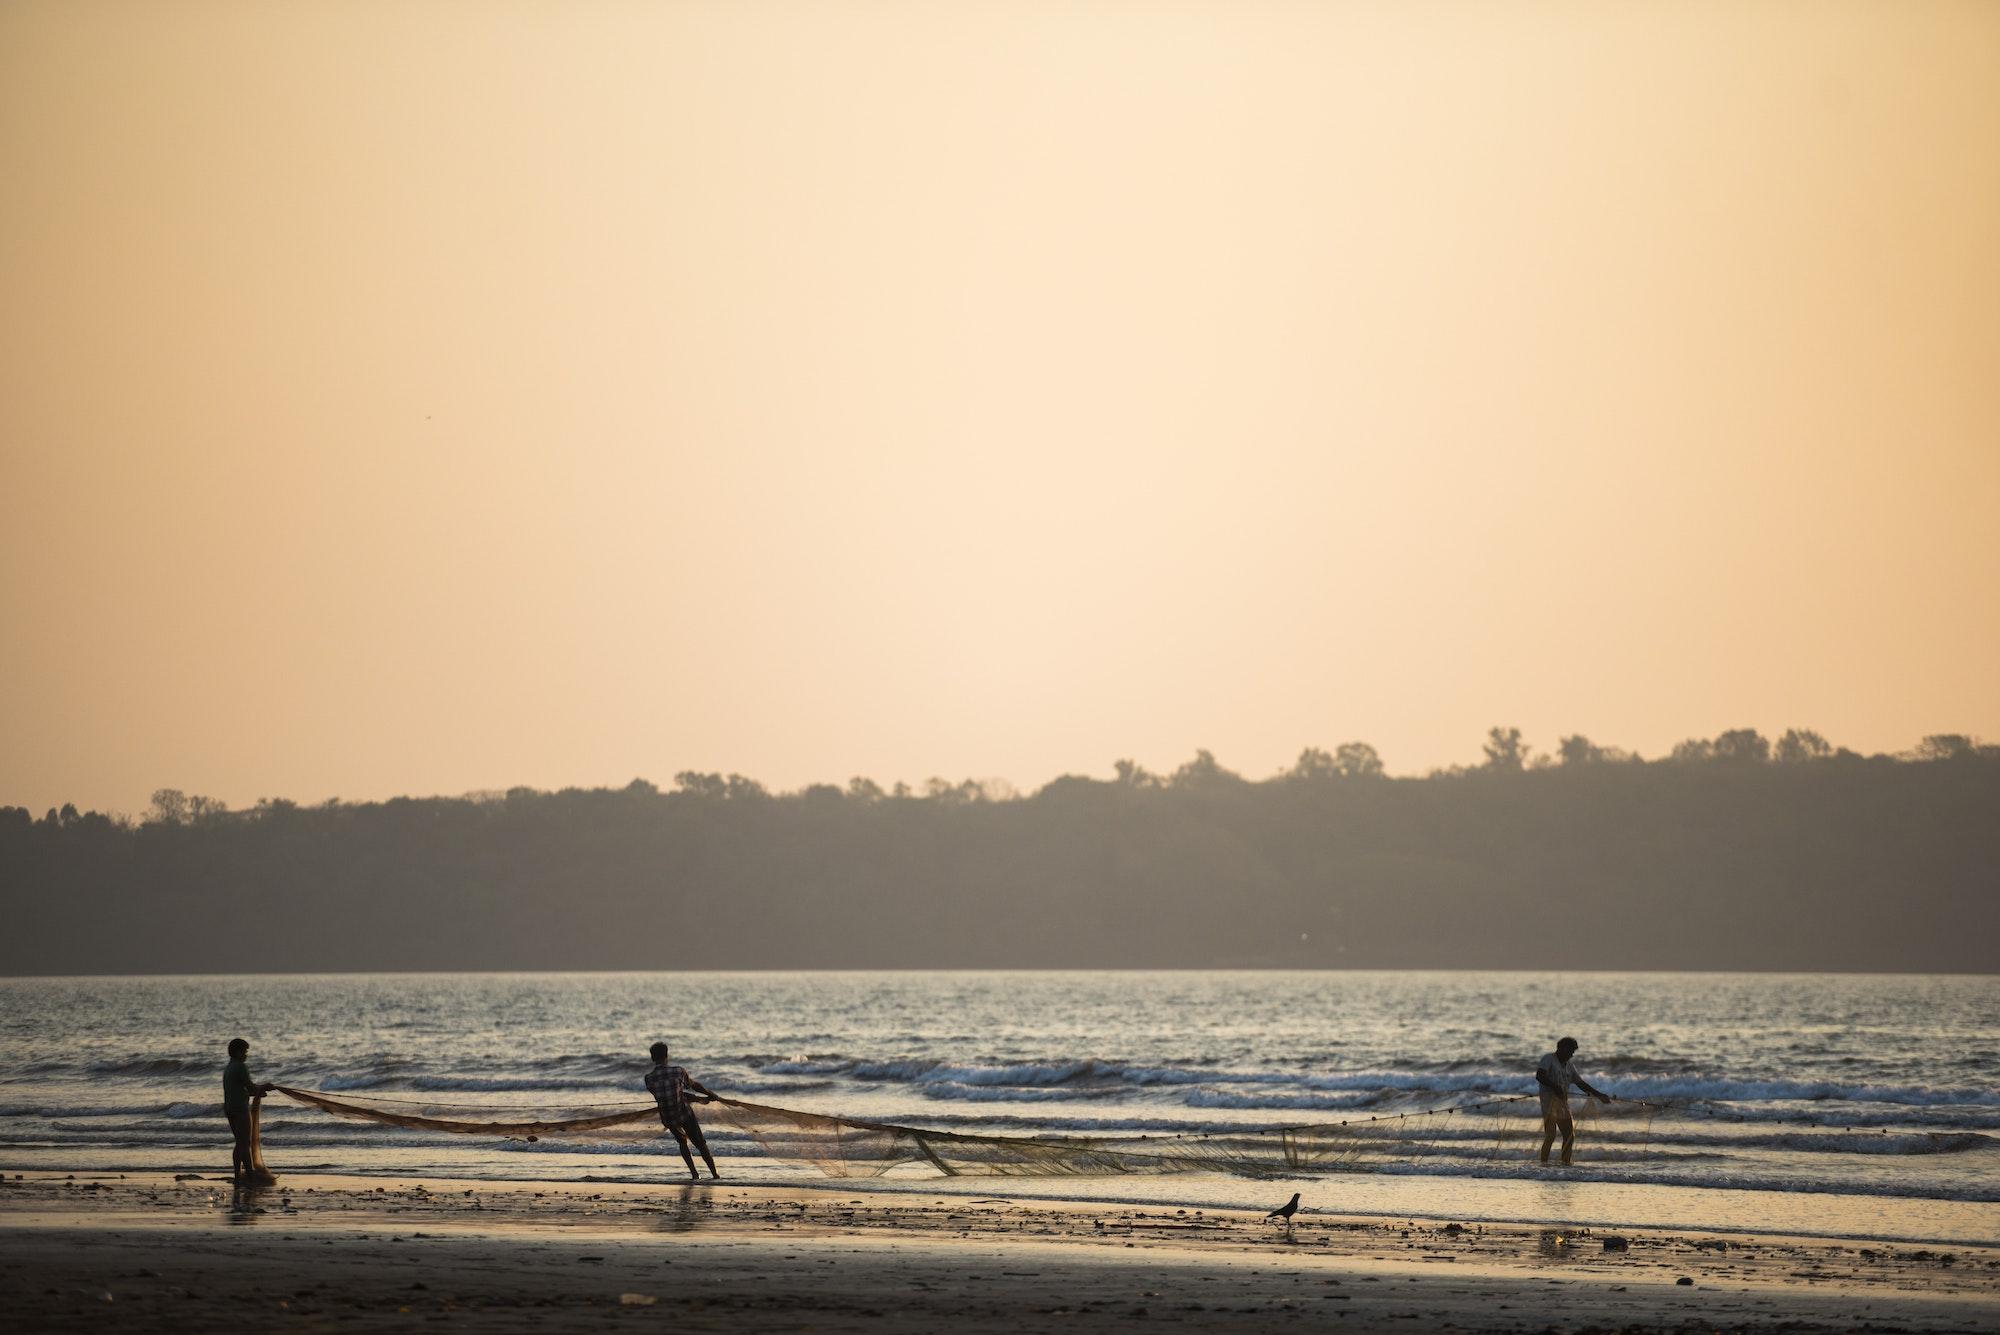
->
<box><xmin>268</xmin><ymin>1085</ymin><xmax>1650</xmax><ymax>1179</ymax></box>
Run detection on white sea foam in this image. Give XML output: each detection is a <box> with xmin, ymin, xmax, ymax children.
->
<box><xmin>745</xmin><ymin>1058</ymin><xmax>2000</xmax><ymax>1111</ymax></box>
<box><xmin>4</xmin><ymin>971</ymin><xmax>1996</xmax><ymax>1219</ymax></box>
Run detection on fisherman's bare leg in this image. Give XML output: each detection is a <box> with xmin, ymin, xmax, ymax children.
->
<box><xmin>683</xmin><ymin>1111</ymin><xmax>720</xmax><ymax>1179</ymax></box>
<box><xmin>667</xmin><ymin>1123</ymin><xmax>699</xmax><ymax>1180</ymax></box>
<box><xmin>1557</xmin><ymin>1112</ymin><xmax>1577</xmax><ymax>1165</ymax></box>
<box><xmin>227</xmin><ymin>1109</ymin><xmax>253</xmax><ymax>1178</ymax></box>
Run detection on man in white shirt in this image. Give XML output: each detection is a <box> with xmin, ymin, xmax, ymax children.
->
<box><xmin>1536</xmin><ymin>1036</ymin><xmax>1612</xmax><ymax>1165</ymax></box>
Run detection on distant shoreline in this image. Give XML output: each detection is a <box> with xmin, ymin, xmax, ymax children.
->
<box><xmin>11</xmin><ymin>754</ymin><xmax>1997</xmax><ymax>974</ymax></box>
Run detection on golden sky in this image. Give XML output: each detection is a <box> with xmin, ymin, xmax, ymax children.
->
<box><xmin>4</xmin><ymin>0</ymin><xmax>1996</xmax><ymax>814</ymax></box>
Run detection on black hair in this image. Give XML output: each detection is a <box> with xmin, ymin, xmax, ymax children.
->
<box><xmin>227</xmin><ymin>1038</ymin><xmax>249</xmax><ymax>1057</ymax></box>
<box><xmin>649</xmin><ymin>1041</ymin><xmax>669</xmax><ymax>1062</ymax></box>
<box><xmin>1557</xmin><ymin>1036</ymin><xmax>1579</xmax><ymax>1052</ymax></box>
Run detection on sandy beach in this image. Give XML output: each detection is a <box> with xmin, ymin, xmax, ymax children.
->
<box><xmin>3</xmin><ymin>1171</ymin><xmax>1995</xmax><ymax>1332</ymax></box>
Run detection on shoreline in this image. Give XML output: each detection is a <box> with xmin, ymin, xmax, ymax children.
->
<box><xmin>5</xmin><ymin>1171</ymin><xmax>1997</xmax><ymax>1332</ymax></box>
<box><xmin>15</xmin><ymin>1150</ymin><xmax>1992</xmax><ymax>1249</ymax></box>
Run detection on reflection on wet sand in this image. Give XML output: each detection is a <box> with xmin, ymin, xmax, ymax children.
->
<box><xmin>652</xmin><ymin>1183</ymin><xmax>711</xmax><ymax>1233</ymax></box>
<box><xmin>227</xmin><ymin>1178</ymin><xmax>276</xmax><ymax>1224</ymax></box>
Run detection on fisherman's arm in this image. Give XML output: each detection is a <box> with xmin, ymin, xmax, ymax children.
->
<box><xmin>1535</xmin><ymin>1066</ymin><xmax>1561</xmax><ymax>1093</ymax></box>
<box><xmin>1574</xmin><ymin>1075</ymin><xmax>1612</xmax><ymax>1103</ymax></box>
<box><xmin>689</xmin><ymin>1079</ymin><xmax>718</xmax><ymax>1104</ymax></box>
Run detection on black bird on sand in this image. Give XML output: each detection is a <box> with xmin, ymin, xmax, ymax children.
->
<box><xmin>1266</xmin><ymin>1193</ymin><xmax>1301</xmax><ymax>1232</ymax></box>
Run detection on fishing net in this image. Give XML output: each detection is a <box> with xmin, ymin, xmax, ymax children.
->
<box><xmin>271</xmin><ymin>1087</ymin><xmax>1647</xmax><ymax>1179</ymax></box>
<box><xmin>241</xmin><ymin>1095</ymin><xmax>278</xmax><ymax>1185</ymax></box>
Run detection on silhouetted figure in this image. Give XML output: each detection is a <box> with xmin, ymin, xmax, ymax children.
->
<box><xmin>1266</xmin><ymin>1191</ymin><xmax>1301</xmax><ymax>1234</ymax></box>
<box><xmin>1536</xmin><ymin>1036</ymin><xmax>1612</xmax><ymax>1165</ymax></box>
<box><xmin>646</xmin><ymin>1041</ymin><xmax>720</xmax><ymax>1181</ymax></box>
<box><xmin>222</xmin><ymin>1037</ymin><xmax>274</xmax><ymax>1180</ymax></box>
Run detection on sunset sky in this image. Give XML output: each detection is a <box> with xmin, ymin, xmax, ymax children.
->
<box><xmin>4</xmin><ymin>0</ymin><xmax>1996</xmax><ymax>815</ymax></box>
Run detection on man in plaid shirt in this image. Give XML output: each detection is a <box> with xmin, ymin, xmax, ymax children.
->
<box><xmin>646</xmin><ymin>1041</ymin><xmax>720</xmax><ymax>1180</ymax></box>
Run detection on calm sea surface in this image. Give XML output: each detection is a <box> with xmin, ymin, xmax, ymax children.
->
<box><xmin>2</xmin><ymin>972</ymin><xmax>1995</xmax><ymax>1244</ymax></box>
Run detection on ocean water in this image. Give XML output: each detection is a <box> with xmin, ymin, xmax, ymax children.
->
<box><xmin>2</xmin><ymin>972</ymin><xmax>1995</xmax><ymax>1244</ymax></box>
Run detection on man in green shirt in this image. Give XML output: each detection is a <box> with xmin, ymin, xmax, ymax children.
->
<box><xmin>223</xmin><ymin>1037</ymin><xmax>274</xmax><ymax>1179</ymax></box>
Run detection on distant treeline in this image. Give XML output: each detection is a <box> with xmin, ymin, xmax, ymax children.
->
<box><xmin>5</xmin><ymin>728</ymin><xmax>1996</xmax><ymax>974</ymax></box>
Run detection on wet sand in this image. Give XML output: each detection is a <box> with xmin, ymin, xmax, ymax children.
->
<box><xmin>2</xmin><ymin>1171</ymin><xmax>1996</xmax><ymax>1332</ymax></box>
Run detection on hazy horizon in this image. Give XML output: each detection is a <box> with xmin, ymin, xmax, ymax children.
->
<box><xmin>7</xmin><ymin>721</ymin><xmax>1988</xmax><ymax>819</ymax></box>
<box><xmin>5</xmin><ymin>1</ymin><xmax>1997</xmax><ymax>816</ymax></box>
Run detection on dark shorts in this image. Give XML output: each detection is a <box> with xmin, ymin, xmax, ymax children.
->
<box><xmin>226</xmin><ymin>1107</ymin><xmax>252</xmax><ymax>1143</ymax></box>
<box><xmin>659</xmin><ymin>1108</ymin><xmax>706</xmax><ymax>1140</ymax></box>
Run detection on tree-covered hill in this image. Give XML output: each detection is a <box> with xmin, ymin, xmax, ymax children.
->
<box><xmin>5</xmin><ymin>731</ymin><xmax>1994</xmax><ymax>973</ymax></box>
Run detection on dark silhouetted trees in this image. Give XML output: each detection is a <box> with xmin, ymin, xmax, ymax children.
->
<box><xmin>1776</xmin><ymin>729</ymin><xmax>1833</xmax><ymax>764</ymax></box>
<box><xmin>1335</xmin><ymin>742</ymin><xmax>1385</xmax><ymax>778</ymax></box>
<box><xmin>4</xmin><ymin>731</ymin><xmax>1994</xmax><ymax>974</ymax></box>
<box><xmin>1712</xmin><ymin>728</ymin><xmax>1773</xmax><ymax>764</ymax></box>
<box><xmin>1917</xmin><ymin>734</ymin><xmax>1977</xmax><ymax>761</ymax></box>
<box><xmin>1483</xmin><ymin>726</ymin><xmax>1527</xmax><ymax>772</ymax></box>
<box><xmin>1171</xmin><ymin>749</ymin><xmax>1242</xmax><ymax>790</ymax></box>
<box><xmin>1289</xmin><ymin>747</ymin><xmax>1337</xmax><ymax>781</ymax></box>
<box><xmin>1113</xmin><ymin>759</ymin><xmax>1162</xmax><ymax>788</ymax></box>
<box><xmin>1286</xmin><ymin>745</ymin><xmax>1385</xmax><ymax>781</ymax></box>
<box><xmin>1557</xmin><ymin>735</ymin><xmax>1604</xmax><ymax>766</ymax></box>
